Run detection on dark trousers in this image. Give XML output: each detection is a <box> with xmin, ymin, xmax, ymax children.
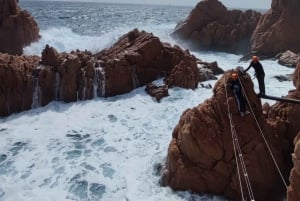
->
<box><xmin>234</xmin><ymin>92</ymin><xmax>246</xmax><ymax>113</ymax></box>
<box><xmin>257</xmin><ymin>74</ymin><xmax>265</xmax><ymax>94</ymax></box>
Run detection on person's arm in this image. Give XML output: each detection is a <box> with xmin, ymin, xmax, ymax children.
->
<box><xmin>244</xmin><ymin>63</ymin><xmax>252</xmax><ymax>73</ymax></box>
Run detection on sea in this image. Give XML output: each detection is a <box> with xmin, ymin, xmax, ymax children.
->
<box><xmin>0</xmin><ymin>1</ymin><xmax>295</xmax><ymax>201</ymax></box>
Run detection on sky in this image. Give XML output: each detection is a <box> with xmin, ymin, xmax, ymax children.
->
<box><xmin>24</xmin><ymin>0</ymin><xmax>272</xmax><ymax>9</ymax></box>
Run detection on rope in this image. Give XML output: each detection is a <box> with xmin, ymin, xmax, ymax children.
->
<box><xmin>224</xmin><ymin>75</ymin><xmax>255</xmax><ymax>201</ymax></box>
<box><xmin>238</xmin><ymin>74</ymin><xmax>288</xmax><ymax>189</ymax></box>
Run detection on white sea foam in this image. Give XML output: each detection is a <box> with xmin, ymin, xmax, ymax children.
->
<box><xmin>23</xmin><ymin>27</ymin><xmax>125</xmax><ymax>56</ymax></box>
<box><xmin>23</xmin><ymin>22</ymin><xmax>179</xmax><ymax>56</ymax></box>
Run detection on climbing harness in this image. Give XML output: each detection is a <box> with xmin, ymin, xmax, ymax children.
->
<box><xmin>224</xmin><ymin>75</ymin><xmax>255</xmax><ymax>201</ymax></box>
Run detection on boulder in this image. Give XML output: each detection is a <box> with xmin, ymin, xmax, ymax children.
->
<box><xmin>0</xmin><ymin>0</ymin><xmax>40</xmax><ymax>55</ymax></box>
<box><xmin>277</xmin><ymin>50</ymin><xmax>300</xmax><ymax>68</ymax></box>
<box><xmin>145</xmin><ymin>83</ymin><xmax>169</xmax><ymax>102</ymax></box>
<box><xmin>172</xmin><ymin>0</ymin><xmax>261</xmax><ymax>53</ymax></box>
<box><xmin>197</xmin><ymin>60</ymin><xmax>224</xmax><ymax>82</ymax></box>
<box><xmin>251</xmin><ymin>0</ymin><xmax>300</xmax><ymax>57</ymax></box>
<box><xmin>273</xmin><ymin>74</ymin><xmax>293</xmax><ymax>82</ymax></box>
<box><xmin>161</xmin><ymin>70</ymin><xmax>286</xmax><ymax>201</ymax></box>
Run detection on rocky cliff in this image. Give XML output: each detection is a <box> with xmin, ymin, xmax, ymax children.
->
<box><xmin>0</xmin><ymin>0</ymin><xmax>40</xmax><ymax>55</ymax></box>
<box><xmin>0</xmin><ymin>29</ymin><xmax>222</xmax><ymax>116</ymax></box>
<box><xmin>251</xmin><ymin>0</ymin><xmax>300</xmax><ymax>56</ymax></box>
<box><xmin>161</xmin><ymin>62</ymin><xmax>300</xmax><ymax>201</ymax></box>
<box><xmin>160</xmin><ymin>70</ymin><xmax>286</xmax><ymax>201</ymax></box>
<box><xmin>172</xmin><ymin>0</ymin><xmax>261</xmax><ymax>53</ymax></box>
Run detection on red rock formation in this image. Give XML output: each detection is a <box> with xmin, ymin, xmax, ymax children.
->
<box><xmin>0</xmin><ymin>0</ymin><xmax>40</xmax><ymax>55</ymax></box>
<box><xmin>251</xmin><ymin>0</ymin><xmax>300</xmax><ymax>57</ymax></box>
<box><xmin>287</xmin><ymin>133</ymin><xmax>300</xmax><ymax>201</ymax></box>
<box><xmin>197</xmin><ymin>60</ymin><xmax>224</xmax><ymax>81</ymax></box>
<box><xmin>294</xmin><ymin>62</ymin><xmax>300</xmax><ymax>91</ymax></box>
<box><xmin>0</xmin><ymin>29</ymin><xmax>207</xmax><ymax>116</ymax></box>
<box><xmin>252</xmin><ymin>60</ymin><xmax>300</xmax><ymax>201</ymax></box>
<box><xmin>161</xmin><ymin>71</ymin><xmax>286</xmax><ymax>201</ymax></box>
<box><xmin>145</xmin><ymin>83</ymin><xmax>169</xmax><ymax>102</ymax></box>
<box><xmin>0</xmin><ymin>53</ymin><xmax>39</xmax><ymax>116</ymax></box>
<box><xmin>172</xmin><ymin>0</ymin><xmax>261</xmax><ymax>53</ymax></box>
<box><xmin>96</xmin><ymin>29</ymin><xmax>199</xmax><ymax>96</ymax></box>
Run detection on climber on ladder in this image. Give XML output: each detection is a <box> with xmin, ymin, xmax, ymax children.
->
<box><xmin>228</xmin><ymin>72</ymin><xmax>249</xmax><ymax>117</ymax></box>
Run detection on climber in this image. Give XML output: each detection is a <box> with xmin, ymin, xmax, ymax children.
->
<box><xmin>229</xmin><ymin>72</ymin><xmax>249</xmax><ymax>117</ymax></box>
<box><xmin>243</xmin><ymin>55</ymin><xmax>265</xmax><ymax>97</ymax></box>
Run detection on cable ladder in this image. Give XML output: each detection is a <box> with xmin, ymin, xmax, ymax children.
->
<box><xmin>224</xmin><ymin>76</ymin><xmax>255</xmax><ymax>201</ymax></box>
<box><xmin>223</xmin><ymin>72</ymin><xmax>290</xmax><ymax>201</ymax></box>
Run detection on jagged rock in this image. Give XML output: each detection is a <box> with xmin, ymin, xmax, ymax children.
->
<box><xmin>0</xmin><ymin>0</ymin><xmax>40</xmax><ymax>55</ymax></box>
<box><xmin>198</xmin><ymin>67</ymin><xmax>217</xmax><ymax>81</ymax></box>
<box><xmin>197</xmin><ymin>61</ymin><xmax>224</xmax><ymax>82</ymax></box>
<box><xmin>0</xmin><ymin>53</ymin><xmax>39</xmax><ymax>116</ymax></box>
<box><xmin>273</xmin><ymin>74</ymin><xmax>293</xmax><ymax>82</ymax></box>
<box><xmin>251</xmin><ymin>0</ymin><xmax>300</xmax><ymax>57</ymax></box>
<box><xmin>199</xmin><ymin>83</ymin><xmax>212</xmax><ymax>89</ymax></box>
<box><xmin>0</xmin><ymin>30</ymin><xmax>204</xmax><ymax>116</ymax></box>
<box><xmin>145</xmin><ymin>83</ymin><xmax>169</xmax><ymax>102</ymax></box>
<box><xmin>293</xmin><ymin>62</ymin><xmax>300</xmax><ymax>91</ymax></box>
<box><xmin>97</xmin><ymin>29</ymin><xmax>199</xmax><ymax>96</ymax></box>
<box><xmin>277</xmin><ymin>50</ymin><xmax>300</xmax><ymax>68</ymax></box>
<box><xmin>172</xmin><ymin>0</ymin><xmax>261</xmax><ymax>53</ymax></box>
<box><xmin>164</xmin><ymin>59</ymin><xmax>198</xmax><ymax>89</ymax></box>
<box><xmin>161</xmin><ymin>70</ymin><xmax>286</xmax><ymax>201</ymax></box>
<box><xmin>287</xmin><ymin>133</ymin><xmax>300</xmax><ymax>201</ymax></box>
<box><xmin>40</xmin><ymin>44</ymin><xmax>60</xmax><ymax>67</ymax></box>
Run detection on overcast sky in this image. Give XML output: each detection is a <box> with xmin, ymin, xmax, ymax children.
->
<box><xmin>23</xmin><ymin>0</ymin><xmax>272</xmax><ymax>9</ymax></box>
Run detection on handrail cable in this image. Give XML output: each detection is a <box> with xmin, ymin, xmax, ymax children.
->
<box><xmin>238</xmin><ymin>75</ymin><xmax>288</xmax><ymax>189</ymax></box>
<box><xmin>231</xmin><ymin>124</ymin><xmax>256</xmax><ymax>200</ymax></box>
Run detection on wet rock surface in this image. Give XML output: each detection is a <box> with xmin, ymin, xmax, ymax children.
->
<box><xmin>0</xmin><ymin>29</ymin><xmax>221</xmax><ymax>116</ymax></box>
<box><xmin>0</xmin><ymin>0</ymin><xmax>40</xmax><ymax>55</ymax></box>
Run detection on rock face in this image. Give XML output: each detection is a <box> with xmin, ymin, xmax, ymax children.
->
<box><xmin>172</xmin><ymin>0</ymin><xmax>261</xmax><ymax>53</ymax></box>
<box><xmin>0</xmin><ymin>53</ymin><xmax>40</xmax><ymax>116</ymax></box>
<box><xmin>251</xmin><ymin>0</ymin><xmax>300</xmax><ymax>57</ymax></box>
<box><xmin>0</xmin><ymin>0</ymin><xmax>40</xmax><ymax>55</ymax></box>
<box><xmin>293</xmin><ymin>62</ymin><xmax>300</xmax><ymax>91</ymax></box>
<box><xmin>160</xmin><ymin>61</ymin><xmax>300</xmax><ymax>200</ymax></box>
<box><xmin>160</xmin><ymin>71</ymin><xmax>286</xmax><ymax>201</ymax></box>
<box><xmin>0</xmin><ymin>30</ymin><xmax>208</xmax><ymax>116</ymax></box>
<box><xmin>287</xmin><ymin>133</ymin><xmax>300</xmax><ymax>201</ymax></box>
<box><xmin>96</xmin><ymin>29</ymin><xmax>199</xmax><ymax>96</ymax></box>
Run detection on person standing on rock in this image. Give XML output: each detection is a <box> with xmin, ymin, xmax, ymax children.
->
<box><xmin>229</xmin><ymin>73</ymin><xmax>248</xmax><ymax>117</ymax></box>
<box><xmin>244</xmin><ymin>55</ymin><xmax>265</xmax><ymax>97</ymax></box>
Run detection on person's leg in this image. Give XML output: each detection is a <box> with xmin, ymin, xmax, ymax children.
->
<box><xmin>257</xmin><ymin>75</ymin><xmax>265</xmax><ymax>95</ymax></box>
<box><xmin>235</xmin><ymin>93</ymin><xmax>245</xmax><ymax>116</ymax></box>
<box><xmin>238</xmin><ymin>94</ymin><xmax>246</xmax><ymax>113</ymax></box>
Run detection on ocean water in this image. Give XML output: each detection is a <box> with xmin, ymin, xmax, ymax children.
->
<box><xmin>0</xmin><ymin>1</ymin><xmax>295</xmax><ymax>201</ymax></box>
